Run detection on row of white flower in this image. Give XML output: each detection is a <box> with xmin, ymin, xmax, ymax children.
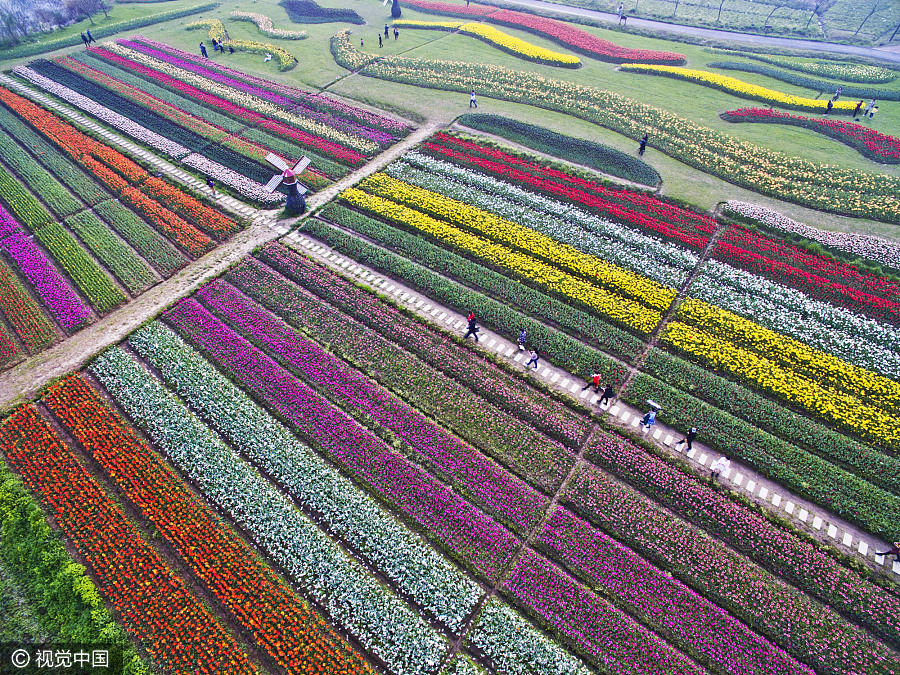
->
<box><xmin>127</xmin><ymin>320</ymin><xmax>482</xmax><ymax>633</ymax></box>
<box><xmin>401</xmin><ymin>151</ymin><xmax>698</xmax><ymax>281</ymax></box>
<box><xmin>692</xmin><ymin>259</ymin><xmax>900</xmax><ymax>379</ymax></box>
<box><xmin>230</xmin><ymin>11</ymin><xmax>308</xmax><ymax>39</ymax></box>
<box><xmin>107</xmin><ymin>42</ymin><xmax>379</xmax><ymax>154</ymax></box>
<box><xmin>90</xmin><ymin>345</ymin><xmax>450</xmax><ymax>675</ymax></box>
<box><xmin>15</xmin><ymin>66</ymin><xmax>190</xmax><ymax>159</ymax></box>
<box><xmin>724</xmin><ymin>200</ymin><xmax>900</xmax><ymax>271</ymax></box>
<box><xmin>181</xmin><ymin>153</ymin><xmax>283</xmax><ymax>203</ymax></box>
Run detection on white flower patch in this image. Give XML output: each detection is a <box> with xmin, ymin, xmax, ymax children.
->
<box><xmin>402</xmin><ymin>151</ymin><xmax>698</xmax><ymax>274</ymax></box>
<box><xmin>90</xmin><ymin>346</ymin><xmax>450</xmax><ymax>675</ymax></box>
<box><xmin>127</xmin><ymin>321</ymin><xmax>483</xmax><ymax>633</ymax></box>
<box><xmin>14</xmin><ymin>66</ymin><xmax>190</xmax><ymax>159</ymax></box>
<box><xmin>693</xmin><ymin>259</ymin><xmax>900</xmax><ymax>379</ymax></box>
<box><xmin>724</xmin><ymin>200</ymin><xmax>900</xmax><ymax>271</ymax></box>
<box><xmin>181</xmin><ymin>153</ymin><xmax>283</xmax><ymax>204</ymax></box>
<box><xmin>467</xmin><ymin>598</ymin><xmax>591</xmax><ymax>675</ymax></box>
<box><xmin>387</xmin><ymin>159</ymin><xmax>686</xmax><ymax>289</ymax></box>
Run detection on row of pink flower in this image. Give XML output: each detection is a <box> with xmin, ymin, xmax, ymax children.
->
<box><xmin>131</xmin><ymin>35</ymin><xmax>412</xmax><ymax>135</ymax></box>
<box><xmin>723</xmin><ymin>107</ymin><xmax>900</xmax><ymax>161</ymax></box>
<box><xmin>162</xmin><ymin>295</ymin><xmax>522</xmax><ymax>583</ymax></box>
<box><xmin>401</xmin><ymin>0</ymin><xmax>685</xmax><ymax>64</ymax></box>
<box><xmin>117</xmin><ymin>39</ymin><xmax>397</xmax><ymax>145</ymax></box>
<box><xmin>196</xmin><ymin>273</ymin><xmax>549</xmax><ymax>533</ymax></box>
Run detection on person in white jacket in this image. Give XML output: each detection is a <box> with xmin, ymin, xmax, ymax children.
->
<box><xmin>710</xmin><ymin>456</ymin><xmax>731</xmax><ymax>481</ymax></box>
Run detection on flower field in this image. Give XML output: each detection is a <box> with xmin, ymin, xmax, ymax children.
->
<box><xmin>230</xmin><ymin>11</ymin><xmax>308</xmax><ymax>40</ymax></box>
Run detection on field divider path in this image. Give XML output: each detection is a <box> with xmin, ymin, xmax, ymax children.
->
<box><xmin>282</xmin><ymin>227</ymin><xmax>898</xmax><ymax>577</ymax></box>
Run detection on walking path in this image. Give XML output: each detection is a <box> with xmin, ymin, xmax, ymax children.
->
<box><xmin>499</xmin><ymin>0</ymin><xmax>900</xmax><ymax>64</ymax></box>
<box><xmin>282</xmin><ymin>225</ymin><xmax>900</xmax><ymax>578</ymax></box>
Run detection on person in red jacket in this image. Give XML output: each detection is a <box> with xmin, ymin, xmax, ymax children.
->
<box><xmin>581</xmin><ymin>373</ymin><xmax>602</xmax><ymax>393</ymax></box>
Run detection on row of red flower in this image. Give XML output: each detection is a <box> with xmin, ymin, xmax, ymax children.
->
<box><xmin>722</xmin><ymin>108</ymin><xmax>900</xmax><ymax>163</ymax></box>
<box><xmin>402</xmin><ymin>0</ymin><xmax>685</xmax><ymax>64</ymax></box>
<box><xmin>0</xmin><ymin>404</ymin><xmax>257</xmax><ymax>675</ymax></box>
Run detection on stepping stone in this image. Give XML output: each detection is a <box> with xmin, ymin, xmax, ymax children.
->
<box><xmin>769</xmin><ymin>494</ymin><xmax>780</xmax><ymax>507</ymax></box>
<box><xmin>733</xmin><ymin>473</ymin><xmax>744</xmax><ymax>486</ymax></box>
<box><xmin>687</xmin><ymin>448</ymin><xmax>697</xmax><ymax>459</ymax></box>
<box><xmin>842</xmin><ymin>532</ymin><xmax>853</xmax><ymax>546</ymax></box>
<box><xmin>505</xmin><ymin>348</ymin><xmax>515</xmax><ymax>357</ymax></box>
<box><xmin>609</xmin><ymin>406</ymin><xmax>620</xmax><ymax>416</ymax></box>
<box><xmin>340</xmin><ymin>261</ymin><xmax>350</xmax><ymax>268</ymax></box>
<box><xmin>590</xmin><ymin>395</ymin><xmax>599</xmax><ymax>404</ymax></box>
<box><xmin>570</xmin><ymin>383</ymin><xmax>580</xmax><ymax>393</ymax></box>
<box><xmin>798</xmin><ymin>509</ymin><xmax>808</xmax><ymax>522</ymax></box>
<box><xmin>893</xmin><ymin>561</ymin><xmax>900</xmax><ymax>575</ymax></box>
<box><xmin>414</xmin><ymin>300</ymin><xmax>423</xmax><ymax>307</ymax></box>
<box><xmin>784</xmin><ymin>501</ymin><xmax>795</xmax><ymax>515</ymax></box>
<box><xmin>858</xmin><ymin>541</ymin><xmax>868</xmax><ymax>556</ymax></box>
<box><xmin>620</xmin><ymin>412</ymin><xmax>631</xmax><ymax>424</ymax></box>
<box><xmin>580</xmin><ymin>389</ymin><xmax>590</xmax><ymax>399</ymax></box>
<box><xmin>875</xmin><ymin>554</ymin><xmax>886</xmax><ymax>565</ymax></box>
<box><xmin>812</xmin><ymin>516</ymin><xmax>823</xmax><ymax>530</ymax></box>
<box><xmin>550</xmin><ymin>373</ymin><xmax>559</xmax><ymax>383</ymax></box>
<box><xmin>745</xmin><ymin>480</ymin><xmax>756</xmax><ymax>493</ymax></box>
<box><xmin>698</xmin><ymin>453</ymin><xmax>708</xmax><ymax>465</ymax></box>
<box><xmin>721</xmin><ymin>468</ymin><xmax>732</xmax><ymax>479</ymax></box>
<box><xmin>438</xmin><ymin>312</ymin><xmax>447</xmax><ymax>320</ymax></box>
<box><xmin>559</xmin><ymin>379</ymin><xmax>569</xmax><ymax>388</ymax></box>
<box><xmin>488</xmin><ymin>338</ymin><xmax>497</xmax><ymax>348</ymax></box>
<box><xmin>631</xmin><ymin>417</ymin><xmax>641</xmax><ymax>428</ymax></box>
<box><xmin>445</xmin><ymin>316</ymin><xmax>456</xmax><ymax>324</ymax></box>
<box><xmin>513</xmin><ymin>353</ymin><xmax>523</xmax><ymax>362</ymax></box>
<box><xmin>827</xmin><ymin>524</ymin><xmax>838</xmax><ymax>538</ymax></box>
<box><xmin>540</xmin><ymin>367</ymin><xmax>551</xmax><ymax>377</ymax></box>
<box><xmin>758</xmin><ymin>487</ymin><xmax>769</xmax><ymax>501</ymax></box>
<box><xmin>663</xmin><ymin>435</ymin><xmax>673</xmax><ymax>446</ymax></box>
<box><xmin>429</xmin><ymin>308</ymin><xmax>439</xmax><ymax>316</ymax></box>
<box><xmin>652</xmin><ymin>428</ymin><xmax>662</xmax><ymax>440</ymax></box>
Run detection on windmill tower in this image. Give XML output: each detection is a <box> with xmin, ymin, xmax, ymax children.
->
<box><xmin>265</xmin><ymin>153</ymin><xmax>311</xmax><ymax>215</ymax></box>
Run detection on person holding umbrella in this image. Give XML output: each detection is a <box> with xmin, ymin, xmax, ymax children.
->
<box><xmin>641</xmin><ymin>400</ymin><xmax>661</xmax><ymax>431</ymax></box>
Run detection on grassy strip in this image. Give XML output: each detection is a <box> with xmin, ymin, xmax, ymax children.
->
<box><xmin>92</xmin><ymin>200</ymin><xmax>186</xmax><ymax>277</ymax></box>
<box><xmin>0</xmin><ymin>459</ymin><xmax>147</xmax><ymax>673</ymax></box>
<box><xmin>723</xmin><ymin>53</ymin><xmax>897</xmax><ymax>84</ymax></box>
<box><xmin>0</xmin><ymin>135</ymin><xmax>81</xmax><ymax>220</ymax></box>
<box><xmin>0</xmin><ymin>107</ymin><xmax>109</xmax><ymax>207</ymax></box>
<box><xmin>34</xmin><ymin>223</ymin><xmax>126</xmax><ymax>314</ymax></box>
<box><xmin>0</xmin><ymin>559</ymin><xmax>48</xmax><ymax>642</ymax></box>
<box><xmin>64</xmin><ymin>211</ymin><xmax>157</xmax><ymax>295</ymax></box>
<box><xmin>310</xmin><ymin>207</ymin><xmax>640</xmax><ymax>366</ymax></box>
<box><xmin>0</xmin><ymin>164</ymin><xmax>53</xmax><ymax>230</ymax></box>
<box><xmin>0</xmin><ymin>3</ymin><xmax>219</xmax><ymax>60</ymax></box>
<box><xmin>456</xmin><ymin>113</ymin><xmax>660</xmax><ymax>186</ymax></box>
<box><xmin>0</xmin><ymin>259</ymin><xmax>57</xmax><ymax>352</ymax></box>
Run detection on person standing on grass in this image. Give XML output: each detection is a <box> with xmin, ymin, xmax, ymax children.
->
<box><xmin>228</xmin><ymin>45</ymin><xmax>235</xmax><ymax>55</ymax></box>
<box><xmin>464</xmin><ymin>315</ymin><xmax>480</xmax><ymax>342</ymax></box>
<box><xmin>876</xmin><ymin>542</ymin><xmax>900</xmax><ymax>560</ymax></box>
<box><xmin>470</xmin><ymin>90</ymin><xmax>477</xmax><ymax>108</ymax></box>
<box><xmin>379</xmin><ymin>34</ymin><xmax>383</xmax><ymax>48</ymax></box>
<box><xmin>824</xmin><ymin>98</ymin><xmax>833</xmax><ymax>116</ymax></box>
<box><xmin>832</xmin><ymin>85</ymin><xmax>842</xmax><ymax>102</ymax></box>
<box><xmin>385</xmin><ymin>24</ymin><xmax>390</xmax><ymax>38</ymax></box>
<box><xmin>582</xmin><ymin>373</ymin><xmax>602</xmax><ymax>393</ymax></box>
<box><xmin>868</xmin><ymin>106</ymin><xmax>878</xmax><ymax>121</ymax></box>
<box><xmin>638</xmin><ymin>133</ymin><xmax>648</xmax><ymax>156</ymax></box>
<box><xmin>81</xmin><ymin>32</ymin><xmax>89</xmax><ymax>47</ymax></box>
<box><xmin>525</xmin><ymin>349</ymin><xmax>540</xmax><ymax>370</ymax></box>
<box><xmin>710</xmin><ymin>455</ymin><xmax>730</xmax><ymax>481</ymax></box>
<box><xmin>864</xmin><ymin>98</ymin><xmax>876</xmax><ymax>116</ymax></box>
<box><xmin>86</xmin><ymin>29</ymin><xmax>95</xmax><ymax>43</ymax></box>
<box><xmin>676</xmin><ymin>427</ymin><xmax>698</xmax><ymax>452</ymax></box>
<box><xmin>518</xmin><ymin>328</ymin><xmax>527</xmax><ymax>351</ymax></box>
<box><xmin>599</xmin><ymin>384</ymin><xmax>614</xmax><ymax>407</ymax></box>
<box><xmin>200</xmin><ymin>42</ymin><xmax>208</xmax><ymax>58</ymax></box>
<box><xmin>394</xmin><ymin>26</ymin><xmax>399</xmax><ymax>40</ymax></box>
<box><xmin>853</xmin><ymin>100</ymin><xmax>863</xmax><ymax>119</ymax></box>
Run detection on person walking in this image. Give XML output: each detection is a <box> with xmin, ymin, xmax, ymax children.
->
<box><xmin>467</xmin><ymin>310</ymin><xmax>475</xmax><ymax>323</ymax></box>
<box><xmin>582</xmin><ymin>373</ymin><xmax>602</xmax><ymax>393</ymax></box>
<box><xmin>360</xmin><ymin>38</ymin><xmax>364</xmax><ymax>48</ymax></box>
<box><xmin>638</xmin><ymin>133</ymin><xmax>648</xmax><ymax>156</ymax></box>
<box><xmin>385</xmin><ymin>24</ymin><xmax>390</xmax><ymax>38</ymax></box>
<box><xmin>864</xmin><ymin>98</ymin><xmax>876</xmax><ymax>116</ymax></box>
<box><xmin>394</xmin><ymin>27</ymin><xmax>399</xmax><ymax>40</ymax></box>
<box><xmin>853</xmin><ymin>100</ymin><xmax>863</xmax><ymax>119</ymax></box>
<box><xmin>641</xmin><ymin>408</ymin><xmax>657</xmax><ymax>431</ymax></box>
<box><xmin>876</xmin><ymin>542</ymin><xmax>900</xmax><ymax>560</ymax></box>
<box><xmin>525</xmin><ymin>349</ymin><xmax>540</xmax><ymax>370</ymax></box>
<box><xmin>81</xmin><ymin>32</ymin><xmax>89</xmax><ymax>47</ymax></box>
<box><xmin>206</xmin><ymin>177</ymin><xmax>216</xmax><ymax>196</ymax></box>
<box><xmin>464</xmin><ymin>315</ymin><xmax>480</xmax><ymax>342</ymax></box>
<box><xmin>599</xmin><ymin>384</ymin><xmax>614</xmax><ymax>407</ymax></box>
<box><xmin>617</xmin><ymin>2</ymin><xmax>624</xmax><ymax>23</ymax></box>
<box><xmin>675</xmin><ymin>427</ymin><xmax>698</xmax><ymax>452</ymax></box>
<box><xmin>868</xmin><ymin>106</ymin><xmax>879</xmax><ymax>121</ymax></box>
<box><xmin>832</xmin><ymin>85</ymin><xmax>842</xmax><ymax>102</ymax></box>
<box><xmin>200</xmin><ymin>42</ymin><xmax>208</xmax><ymax>58</ymax></box>
<box><xmin>470</xmin><ymin>90</ymin><xmax>477</xmax><ymax>108</ymax></box>
<box><xmin>517</xmin><ymin>328</ymin><xmax>527</xmax><ymax>351</ymax></box>
<box><xmin>86</xmin><ymin>29</ymin><xmax>96</xmax><ymax>43</ymax></box>
<box><xmin>211</xmin><ymin>38</ymin><xmax>219</xmax><ymax>52</ymax></box>
<box><xmin>824</xmin><ymin>98</ymin><xmax>833</xmax><ymax>116</ymax></box>
<box><xmin>379</xmin><ymin>34</ymin><xmax>383</xmax><ymax>48</ymax></box>
<box><xmin>709</xmin><ymin>455</ymin><xmax>730</xmax><ymax>481</ymax></box>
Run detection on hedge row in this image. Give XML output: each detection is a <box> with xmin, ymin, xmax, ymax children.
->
<box><xmin>306</xmin><ymin>211</ymin><xmax>630</xmax><ymax>386</ymax></box>
<box><xmin>0</xmin><ymin>3</ymin><xmax>219</xmax><ymax>60</ymax></box>
<box><xmin>708</xmin><ymin>61</ymin><xmax>900</xmax><ymax>101</ymax></box>
<box><xmin>0</xmin><ymin>460</ymin><xmax>147</xmax><ymax>673</ymax></box>
<box><xmin>456</xmin><ymin>113</ymin><xmax>660</xmax><ymax>186</ymax></box>
<box><xmin>279</xmin><ymin>0</ymin><xmax>364</xmax><ymax>24</ymax></box>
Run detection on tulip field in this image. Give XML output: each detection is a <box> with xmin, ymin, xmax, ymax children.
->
<box><xmin>3</xmin><ymin>0</ymin><xmax>900</xmax><ymax>673</ymax></box>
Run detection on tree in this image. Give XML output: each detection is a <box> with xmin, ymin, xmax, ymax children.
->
<box><xmin>715</xmin><ymin>0</ymin><xmax>727</xmax><ymax>24</ymax></box>
<box><xmin>65</xmin><ymin>0</ymin><xmax>103</xmax><ymax>26</ymax></box>
<box><xmin>804</xmin><ymin>0</ymin><xmax>825</xmax><ymax>31</ymax></box>
<box><xmin>391</xmin><ymin>0</ymin><xmax>401</xmax><ymax>18</ymax></box>
<box><xmin>855</xmin><ymin>0</ymin><xmax>887</xmax><ymax>36</ymax></box>
<box><xmin>764</xmin><ymin>0</ymin><xmax>789</xmax><ymax>33</ymax></box>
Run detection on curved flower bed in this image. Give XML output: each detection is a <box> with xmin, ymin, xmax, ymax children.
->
<box><xmin>734</xmin><ymin>53</ymin><xmax>896</xmax><ymax>84</ymax></box>
<box><xmin>186</xmin><ymin>19</ymin><xmax>297</xmax><ymax>70</ymax></box>
<box><xmin>401</xmin><ymin>0</ymin><xmax>684</xmax><ymax>64</ymax></box>
<box><xmin>230</xmin><ymin>11</ymin><xmax>307</xmax><ymax>40</ymax></box>
<box><xmin>722</xmin><ymin>107</ymin><xmax>900</xmax><ymax>163</ymax></box>
<box><xmin>394</xmin><ymin>20</ymin><xmax>580</xmax><ymax>68</ymax></box>
<box><xmin>620</xmin><ymin>64</ymin><xmax>859</xmax><ymax>113</ymax></box>
<box><xmin>723</xmin><ymin>200</ymin><xmax>900</xmax><ymax>270</ymax></box>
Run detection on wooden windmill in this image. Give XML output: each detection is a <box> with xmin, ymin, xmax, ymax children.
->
<box><xmin>265</xmin><ymin>153</ymin><xmax>310</xmax><ymax>215</ymax></box>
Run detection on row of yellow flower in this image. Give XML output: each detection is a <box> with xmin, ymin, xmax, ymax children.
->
<box><xmin>341</xmin><ymin>187</ymin><xmax>662</xmax><ymax>334</ymax></box>
<box><xmin>186</xmin><ymin>19</ymin><xmax>297</xmax><ymax>69</ymax></box>
<box><xmin>108</xmin><ymin>41</ymin><xmax>378</xmax><ymax>153</ymax></box>
<box><xmin>620</xmin><ymin>65</ymin><xmax>858</xmax><ymax>113</ymax></box>
<box><xmin>360</xmin><ymin>173</ymin><xmax>674</xmax><ymax>311</ymax></box>
<box><xmin>393</xmin><ymin>20</ymin><xmax>581</xmax><ymax>67</ymax></box>
<box><xmin>661</xmin><ymin>321</ymin><xmax>900</xmax><ymax>448</ymax></box>
<box><xmin>678</xmin><ymin>298</ymin><xmax>900</xmax><ymax>414</ymax></box>
<box><xmin>329</xmin><ymin>33</ymin><xmax>900</xmax><ymax>223</ymax></box>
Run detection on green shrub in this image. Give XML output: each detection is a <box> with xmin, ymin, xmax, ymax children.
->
<box><xmin>279</xmin><ymin>0</ymin><xmax>364</xmax><ymax>24</ymax></box>
<box><xmin>457</xmin><ymin>113</ymin><xmax>660</xmax><ymax>186</ymax></box>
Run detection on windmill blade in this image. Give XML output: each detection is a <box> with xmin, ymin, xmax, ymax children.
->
<box><xmin>383</xmin><ymin>0</ymin><xmax>389</xmax><ymax>6</ymax></box>
<box><xmin>265</xmin><ymin>153</ymin><xmax>289</xmax><ymax>171</ymax></box>
<box><xmin>291</xmin><ymin>157</ymin><xmax>311</xmax><ymax>174</ymax></box>
<box><xmin>264</xmin><ymin>174</ymin><xmax>284</xmax><ymax>193</ymax></box>
<box><xmin>296</xmin><ymin>184</ymin><xmax>308</xmax><ymax>196</ymax></box>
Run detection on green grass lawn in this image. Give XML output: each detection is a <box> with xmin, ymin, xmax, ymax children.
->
<box><xmin>2</xmin><ymin>0</ymin><xmax>899</xmax><ymax>240</ymax></box>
